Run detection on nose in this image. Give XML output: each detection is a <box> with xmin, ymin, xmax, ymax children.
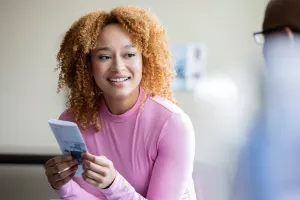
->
<box><xmin>110</xmin><ymin>55</ymin><xmax>126</xmax><ymax>72</ymax></box>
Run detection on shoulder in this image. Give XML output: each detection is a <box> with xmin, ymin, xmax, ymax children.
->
<box><xmin>58</xmin><ymin>109</ymin><xmax>74</xmax><ymax>122</ymax></box>
<box><xmin>148</xmin><ymin>97</ymin><xmax>195</xmax><ymax>157</ymax></box>
<box><xmin>146</xmin><ymin>95</ymin><xmax>186</xmax><ymax>117</ymax></box>
<box><xmin>145</xmin><ymin>95</ymin><xmax>193</xmax><ymax>135</ymax></box>
<box><xmin>142</xmin><ymin>95</ymin><xmax>194</xmax><ymax>156</ymax></box>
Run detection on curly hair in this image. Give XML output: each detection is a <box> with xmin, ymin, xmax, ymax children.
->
<box><xmin>56</xmin><ymin>5</ymin><xmax>176</xmax><ymax>131</ymax></box>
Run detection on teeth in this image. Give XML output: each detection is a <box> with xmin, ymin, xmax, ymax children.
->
<box><xmin>109</xmin><ymin>77</ymin><xmax>129</xmax><ymax>82</ymax></box>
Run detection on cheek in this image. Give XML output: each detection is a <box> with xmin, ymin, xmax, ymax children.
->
<box><xmin>92</xmin><ymin>64</ymin><xmax>107</xmax><ymax>80</ymax></box>
<box><xmin>126</xmin><ymin>59</ymin><xmax>142</xmax><ymax>77</ymax></box>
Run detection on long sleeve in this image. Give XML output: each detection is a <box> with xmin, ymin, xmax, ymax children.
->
<box><xmin>55</xmin><ymin>180</ymin><xmax>103</xmax><ymax>200</ymax></box>
<box><xmin>99</xmin><ymin>113</ymin><xmax>196</xmax><ymax>199</ymax></box>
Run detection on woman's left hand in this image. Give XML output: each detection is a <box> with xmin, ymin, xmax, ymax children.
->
<box><xmin>81</xmin><ymin>153</ymin><xmax>116</xmax><ymax>189</ymax></box>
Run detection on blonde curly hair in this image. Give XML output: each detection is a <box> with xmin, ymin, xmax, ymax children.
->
<box><xmin>56</xmin><ymin>5</ymin><xmax>176</xmax><ymax>131</ymax></box>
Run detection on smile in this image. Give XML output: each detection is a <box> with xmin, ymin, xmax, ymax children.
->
<box><xmin>108</xmin><ymin>77</ymin><xmax>131</xmax><ymax>82</ymax></box>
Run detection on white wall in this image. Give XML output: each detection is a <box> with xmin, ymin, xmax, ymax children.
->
<box><xmin>0</xmin><ymin>0</ymin><xmax>268</xmax><ymax>164</ymax></box>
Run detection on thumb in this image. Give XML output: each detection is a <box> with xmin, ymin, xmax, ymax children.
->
<box><xmin>95</xmin><ymin>156</ymin><xmax>110</xmax><ymax>167</ymax></box>
<box><xmin>82</xmin><ymin>152</ymin><xmax>96</xmax><ymax>162</ymax></box>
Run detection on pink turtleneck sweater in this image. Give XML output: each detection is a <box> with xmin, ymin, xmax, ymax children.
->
<box><xmin>55</xmin><ymin>88</ymin><xmax>196</xmax><ymax>199</ymax></box>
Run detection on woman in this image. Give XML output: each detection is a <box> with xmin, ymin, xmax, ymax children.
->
<box><xmin>45</xmin><ymin>5</ymin><xmax>196</xmax><ymax>200</ymax></box>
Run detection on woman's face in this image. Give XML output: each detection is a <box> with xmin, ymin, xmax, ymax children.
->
<box><xmin>90</xmin><ymin>24</ymin><xmax>143</xmax><ymax>100</ymax></box>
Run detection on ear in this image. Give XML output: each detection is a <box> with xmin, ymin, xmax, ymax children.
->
<box><xmin>285</xmin><ymin>27</ymin><xmax>295</xmax><ymax>41</ymax></box>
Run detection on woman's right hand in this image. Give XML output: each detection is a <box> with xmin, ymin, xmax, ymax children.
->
<box><xmin>45</xmin><ymin>155</ymin><xmax>78</xmax><ymax>189</ymax></box>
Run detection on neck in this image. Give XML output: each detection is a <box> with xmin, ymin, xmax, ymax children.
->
<box><xmin>103</xmin><ymin>88</ymin><xmax>140</xmax><ymax>115</ymax></box>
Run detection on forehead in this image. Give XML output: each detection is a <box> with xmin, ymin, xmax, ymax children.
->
<box><xmin>97</xmin><ymin>24</ymin><xmax>133</xmax><ymax>46</ymax></box>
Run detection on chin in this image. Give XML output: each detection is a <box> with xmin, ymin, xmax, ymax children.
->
<box><xmin>113</xmin><ymin>91</ymin><xmax>131</xmax><ymax>100</ymax></box>
<box><xmin>104</xmin><ymin>87</ymin><xmax>136</xmax><ymax>100</ymax></box>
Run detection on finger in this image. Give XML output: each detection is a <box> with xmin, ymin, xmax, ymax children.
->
<box><xmin>82</xmin><ymin>173</ymin><xmax>100</xmax><ymax>188</ymax></box>
<box><xmin>47</xmin><ymin>159</ymin><xmax>78</xmax><ymax>175</ymax></box>
<box><xmin>45</xmin><ymin>155</ymin><xmax>73</xmax><ymax>168</ymax></box>
<box><xmin>82</xmin><ymin>160</ymin><xmax>107</xmax><ymax>176</ymax></box>
<box><xmin>46</xmin><ymin>160</ymin><xmax>77</xmax><ymax>178</ymax></box>
<box><xmin>81</xmin><ymin>152</ymin><xmax>96</xmax><ymax>162</ymax></box>
<box><xmin>49</xmin><ymin>164</ymin><xmax>78</xmax><ymax>183</ymax></box>
<box><xmin>52</xmin><ymin>171</ymin><xmax>76</xmax><ymax>189</ymax></box>
<box><xmin>83</xmin><ymin>169</ymin><xmax>103</xmax><ymax>183</ymax></box>
<box><xmin>82</xmin><ymin>153</ymin><xmax>109</xmax><ymax>167</ymax></box>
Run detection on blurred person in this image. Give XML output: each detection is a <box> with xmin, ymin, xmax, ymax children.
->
<box><xmin>44</xmin><ymin>6</ymin><xmax>196</xmax><ymax>200</ymax></box>
<box><xmin>232</xmin><ymin>0</ymin><xmax>300</xmax><ymax>200</ymax></box>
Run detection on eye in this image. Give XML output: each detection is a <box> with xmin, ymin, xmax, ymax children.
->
<box><xmin>124</xmin><ymin>53</ymin><xmax>136</xmax><ymax>58</ymax></box>
<box><xmin>98</xmin><ymin>55</ymin><xmax>111</xmax><ymax>60</ymax></box>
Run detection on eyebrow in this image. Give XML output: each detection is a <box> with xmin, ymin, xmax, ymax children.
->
<box><xmin>96</xmin><ymin>44</ymin><xmax>134</xmax><ymax>52</ymax></box>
